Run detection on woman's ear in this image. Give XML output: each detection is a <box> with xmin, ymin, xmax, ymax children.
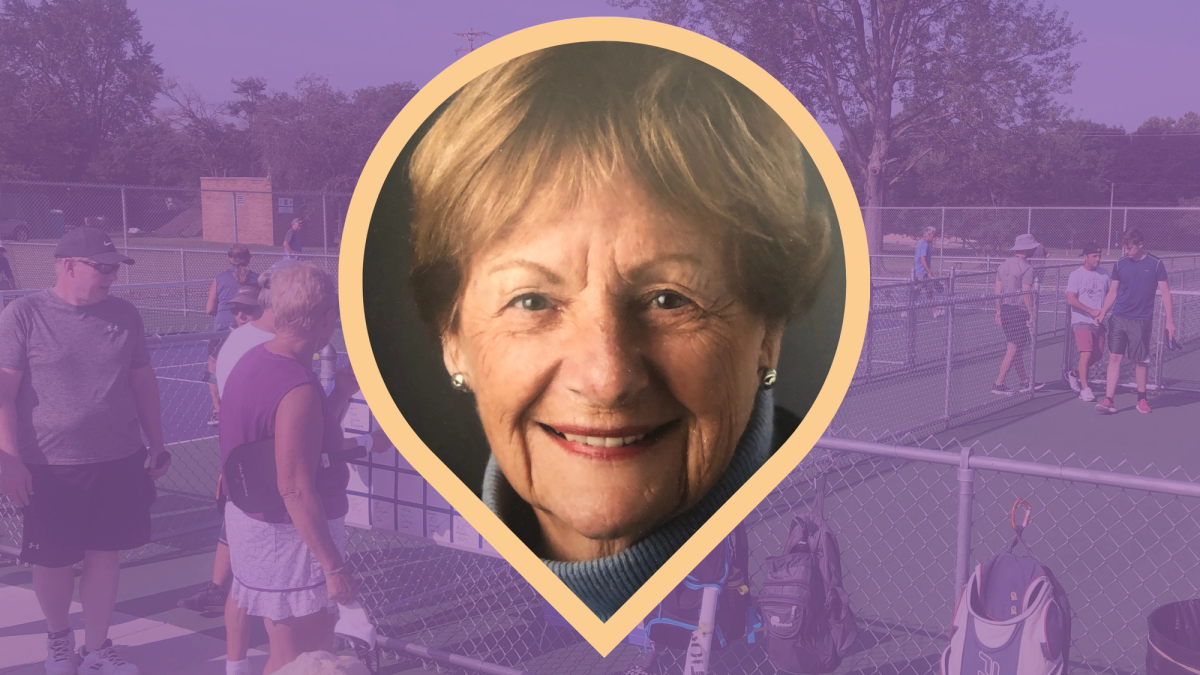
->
<box><xmin>760</xmin><ymin>319</ymin><xmax>785</xmax><ymax>371</ymax></box>
<box><xmin>441</xmin><ymin>332</ymin><xmax>466</xmax><ymax>380</ymax></box>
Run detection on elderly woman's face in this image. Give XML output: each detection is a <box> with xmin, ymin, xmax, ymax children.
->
<box><xmin>444</xmin><ymin>179</ymin><xmax>781</xmax><ymax>560</ymax></box>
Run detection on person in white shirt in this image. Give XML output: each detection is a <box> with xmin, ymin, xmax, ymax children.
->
<box><xmin>1065</xmin><ymin>243</ymin><xmax>1111</xmax><ymax>401</ymax></box>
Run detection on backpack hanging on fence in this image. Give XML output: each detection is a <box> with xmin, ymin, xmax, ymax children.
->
<box><xmin>941</xmin><ymin>499</ymin><xmax>1072</xmax><ymax>675</ymax></box>
<box><xmin>644</xmin><ymin>523</ymin><xmax>755</xmax><ymax>652</ymax></box>
<box><xmin>758</xmin><ymin>473</ymin><xmax>858</xmax><ymax>674</ymax></box>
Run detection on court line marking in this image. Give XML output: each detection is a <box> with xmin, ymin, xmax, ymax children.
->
<box><xmin>167</xmin><ymin>435</ymin><xmax>218</xmax><ymax>446</ymax></box>
<box><xmin>157</xmin><ymin>376</ymin><xmax>209</xmax><ymax>385</ymax></box>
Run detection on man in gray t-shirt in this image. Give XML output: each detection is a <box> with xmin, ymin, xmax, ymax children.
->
<box><xmin>992</xmin><ymin>234</ymin><xmax>1045</xmax><ymax>396</ymax></box>
<box><xmin>0</xmin><ymin>227</ymin><xmax>169</xmax><ymax>673</ymax></box>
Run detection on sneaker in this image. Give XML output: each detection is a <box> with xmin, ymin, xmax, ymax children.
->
<box><xmin>1019</xmin><ymin>381</ymin><xmax>1047</xmax><ymax>393</ymax></box>
<box><xmin>178</xmin><ymin>582</ymin><xmax>227</xmax><ymax>613</ymax></box>
<box><xmin>1096</xmin><ymin>397</ymin><xmax>1116</xmax><ymax>414</ymax></box>
<box><xmin>1067</xmin><ymin>371</ymin><xmax>1081</xmax><ymax>393</ymax></box>
<box><xmin>991</xmin><ymin>384</ymin><xmax>1014</xmax><ymax>396</ymax></box>
<box><xmin>207</xmin><ymin>411</ymin><xmax>219</xmax><ymax>427</ymax></box>
<box><xmin>45</xmin><ymin>629</ymin><xmax>78</xmax><ymax>675</ymax></box>
<box><xmin>1079</xmin><ymin>387</ymin><xmax>1095</xmax><ymax>402</ymax></box>
<box><xmin>1137</xmin><ymin>398</ymin><xmax>1152</xmax><ymax>414</ymax></box>
<box><xmin>77</xmin><ymin>640</ymin><xmax>138</xmax><ymax>674</ymax></box>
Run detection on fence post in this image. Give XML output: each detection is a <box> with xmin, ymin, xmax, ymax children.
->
<box><xmin>1052</xmin><ymin>266</ymin><xmax>1062</xmax><ymax>337</ymax></box>
<box><xmin>1061</xmin><ymin>297</ymin><xmax>1072</xmax><ymax>386</ymax></box>
<box><xmin>181</xmin><ymin>249</ymin><xmax>188</xmax><ymax>325</ymax></box>
<box><xmin>322</xmin><ymin>193</ymin><xmax>329</xmax><ymax>256</ymax></box>
<box><xmin>1027</xmin><ymin>207</ymin><xmax>1032</xmax><ymax>235</ymax></box>
<box><xmin>120</xmin><ymin>187</ymin><xmax>130</xmax><ymax>284</ymax></box>
<box><xmin>954</xmin><ymin>444</ymin><xmax>975</xmax><ymax>598</ymax></box>
<box><xmin>231</xmin><ymin>191</ymin><xmax>239</xmax><ymax>243</ymax></box>
<box><xmin>938</xmin><ymin>208</ymin><xmax>946</xmax><ymax>272</ymax></box>
<box><xmin>1154</xmin><ymin>295</ymin><xmax>1168</xmax><ymax>392</ymax></box>
<box><xmin>905</xmin><ymin>275</ymin><xmax>918</xmax><ymax>369</ymax></box>
<box><xmin>1029</xmin><ymin>282</ymin><xmax>1040</xmax><ymax>394</ymax></box>
<box><xmin>943</xmin><ymin>267</ymin><xmax>957</xmax><ymax>423</ymax></box>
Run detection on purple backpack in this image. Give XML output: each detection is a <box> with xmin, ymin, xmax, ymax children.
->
<box><xmin>941</xmin><ymin>500</ymin><xmax>1071</xmax><ymax>675</ymax></box>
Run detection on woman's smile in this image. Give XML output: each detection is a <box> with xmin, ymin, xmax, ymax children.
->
<box><xmin>537</xmin><ymin>420</ymin><xmax>681</xmax><ymax>459</ymax></box>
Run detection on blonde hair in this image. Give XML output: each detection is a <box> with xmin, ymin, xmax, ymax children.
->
<box><xmin>268</xmin><ymin>264</ymin><xmax>337</xmax><ymax>335</ymax></box>
<box><xmin>408</xmin><ymin>42</ymin><xmax>832</xmax><ymax>336</ymax></box>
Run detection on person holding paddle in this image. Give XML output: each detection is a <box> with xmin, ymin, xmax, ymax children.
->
<box><xmin>218</xmin><ymin>263</ymin><xmax>387</xmax><ymax>675</ymax></box>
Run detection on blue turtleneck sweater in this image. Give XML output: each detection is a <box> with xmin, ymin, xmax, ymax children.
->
<box><xmin>482</xmin><ymin>388</ymin><xmax>777</xmax><ymax>620</ymax></box>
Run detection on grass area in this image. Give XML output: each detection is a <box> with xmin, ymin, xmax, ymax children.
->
<box><xmin>12</xmin><ymin>234</ymin><xmax>341</xmax><ymax>255</ymax></box>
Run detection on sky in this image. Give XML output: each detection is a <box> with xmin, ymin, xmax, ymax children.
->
<box><xmin>129</xmin><ymin>0</ymin><xmax>1200</xmax><ymax>139</ymax></box>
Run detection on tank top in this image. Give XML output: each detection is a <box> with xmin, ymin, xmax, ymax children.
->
<box><xmin>219</xmin><ymin>343</ymin><xmax>348</xmax><ymax>523</ymax></box>
<box><xmin>213</xmin><ymin>266</ymin><xmax>260</xmax><ymax>329</ymax></box>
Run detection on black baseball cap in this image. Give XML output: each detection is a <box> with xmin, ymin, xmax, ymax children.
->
<box><xmin>53</xmin><ymin>227</ymin><xmax>135</xmax><ymax>265</ymax></box>
<box><xmin>1080</xmin><ymin>243</ymin><xmax>1102</xmax><ymax>256</ymax></box>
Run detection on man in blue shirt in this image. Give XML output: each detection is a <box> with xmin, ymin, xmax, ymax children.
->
<box><xmin>1094</xmin><ymin>228</ymin><xmax>1175</xmax><ymax>414</ymax></box>
<box><xmin>911</xmin><ymin>225</ymin><xmax>944</xmax><ymax>318</ymax></box>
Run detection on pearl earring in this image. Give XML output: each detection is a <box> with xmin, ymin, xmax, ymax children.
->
<box><xmin>761</xmin><ymin>368</ymin><xmax>777</xmax><ymax>389</ymax></box>
<box><xmin>450</xmin><ymin>372</ymin><xmax>471</xmax><ymax>393</ymax></box>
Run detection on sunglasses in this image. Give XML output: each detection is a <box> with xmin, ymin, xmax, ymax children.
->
<box><xmin>74</xmin><ymin>259</ymin><xmax>120</xmax><ymax>275</ymax></box>
<box><xmin>232</xmin><ymin>304</ymin><xmax>258</xmax><ymax>316</ymax></box>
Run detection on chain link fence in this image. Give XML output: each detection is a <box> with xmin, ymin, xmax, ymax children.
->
<box><xmin>870</xmin><ymin>206</ymin><xmax>1200</xmax><ymax>265</ymax></box>
<box><xmin>325</xmin><ymin>430</ymin><xmax>1200</xmax><ymax>675</ymax></box>
<box><xmin>0</xmin><ymin>180</ymin><xmax>351</xmax><ymax>253</ymax></box>
<box><xmin>0</xmin><ymin>241</ymin><xmax>339</xmax><ymax>303</ymax></box>
<box><xmin>4</xmin><ymin>197</ymin><xmax>1200</xmax><ymax>673</ymax></box>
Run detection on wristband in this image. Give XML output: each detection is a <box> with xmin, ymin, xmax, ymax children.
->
<box><xmin>356</xmin><ymin>434</ymin><xmax>374</xmax><ymax>453</ymax></box>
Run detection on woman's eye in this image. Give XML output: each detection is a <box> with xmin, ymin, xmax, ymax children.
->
<box><xmin>650</xmin><ymin>291</ymin><xmax>691</xmax><ymax>310</ymax></box>
<box><xmin>511</xmin><ymin>293</ymin><xmax>551</xmax><ymax>311</ymax></box>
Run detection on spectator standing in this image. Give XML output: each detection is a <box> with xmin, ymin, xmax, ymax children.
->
<box><xmin>179</xmin><ymin>259</ymin><xmax>371</xmax><ymax>675</ymax></box>
<box><xmin>0</xmin><ymin>227</ymin><xmax>170</xmax><ymax>675</ymax></box>
<box><xmin>283</xmin><ymin>219</ymin><xmax>304</xmax><ymax>258</ymax></box>
<box><xmin>992</xmin><ymin>234</ymin><xmax>1046</xmax><ymax>395</ymax></box>
<box><xmin>205</xmin><ymin>244</ymin><xmax>259</xmax><ymax>425</ymax></box>
<box><xmin>220</xmin><ymin>263</ymin><xmax>386</xmax><ymax>674</ymax></box>
<box><xmin>1094</xmin><ymin>228</ymin><xmax>1174</xmax><ymax>414</ymax></box>
<box><xmin>1065</xmin><ymin>243</ymin><xmax>1111</xmax><ymax>401</ymax></box>
<box><xmin>207</xmin><ymin>244</ymin><xmax>259</xmax><ymax>331</ymax></box>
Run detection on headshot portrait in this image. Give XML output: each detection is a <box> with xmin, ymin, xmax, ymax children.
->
<box><xmin>360</xmin><ymin>41</ymin><xmax>849</xmax><ymax>620</ymax></box>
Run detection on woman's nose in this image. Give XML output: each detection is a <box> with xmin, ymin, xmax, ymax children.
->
<box><xmin>559</xmin><ymin>302</ymin><xmax>648</xmax><ymax>408</ymax></box>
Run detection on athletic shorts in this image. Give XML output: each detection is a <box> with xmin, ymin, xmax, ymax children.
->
<box><xmin>1109</xmin><ymin>315</ymin><xmax>1153</xmax><ymax>364</ymax></box>
<box><xmin>1073</xmin><ymin>322</ymin><xmax>1106</xmax><ymax>354</ymax></box>
<box><xmin>203</xmin><ymin>338</ymin><xmax>224</xmax><ymax>383</ymax></box>
<box><xmin>1000</xmin><ymin>305</ymin><xmax>1031</xmax><ymax>348</ymax></box>
<box><xmin>20</xmin><ymin>448</ymin><xmax>153</xmax><ymax>568</ymax></box>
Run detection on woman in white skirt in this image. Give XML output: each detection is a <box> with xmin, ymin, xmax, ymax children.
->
<box><xmin>218</xmin><ymin>263</ymin><xmax>386</xmax><ymax>675</ymax></box>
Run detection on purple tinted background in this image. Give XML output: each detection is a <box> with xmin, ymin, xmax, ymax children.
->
<box><xmin>133</xmin><ymin>0</ymin><xmax>1200</xmax><ymax>141</ymax></box>
<box><xmin>78</xmin><ymin>1</ymin><xmax>1200</xmax><ymax>671</ymax></box>
<box><xmin>129</xmin><ymin>0</ymin><xmax>1200</xmax><ymax>142</ymax></box>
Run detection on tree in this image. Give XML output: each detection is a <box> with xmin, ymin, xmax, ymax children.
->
<box><xmin>242</xmin><ymin>76</ymin><xmax>417</xmax><ymax>192</ymax></box>
<box><xmin>613</xmin><ymin>0</ymin><xmax>1081</xmax><ymax>253</ymax></box>
<box><xmin>160</xmin><ymin>78</ymin><xmax>260</xmax><ymax>180</ymax></box>
<box><xmin>888</xmin><ymin>118</ymin><xmax>1118</xmax><ymax>207</ymax></box>
<box><xmin>1108</xmin><ymin>112</ymin><xmax>1200</xmax><ymax>207</ymax></box>
<box><xmin>0</xmin><ymin>0</ymin><xmax>162</xmax><ymax>180</ymax></box>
